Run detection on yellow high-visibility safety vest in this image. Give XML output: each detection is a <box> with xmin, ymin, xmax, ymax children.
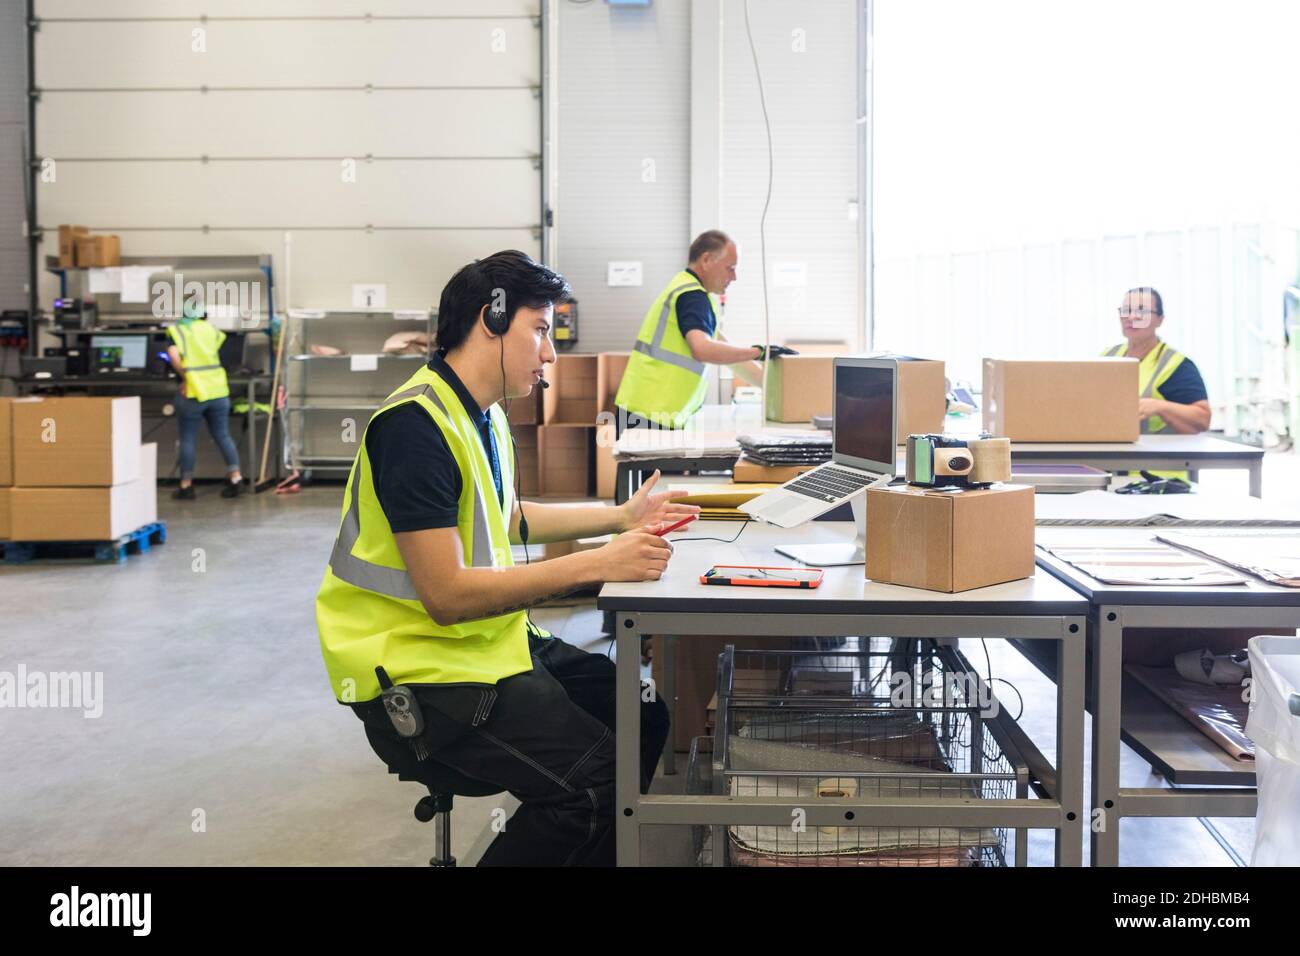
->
<box><xmin>315</xmin><ymin>364</ymin><xmax>533</xmax><ymax>703</ymax></box>
<box><xmin>1102</xmin><ymin>341</ymin><xmax>1188</xmax><ymax>434</ymax></box>
<box><xmin>615</xmin><ymin>270</ymin><xmax>720</xmax><ymax>428</ymax></box>
<box><xmin>166</xmin><ymin>319</ymin><xmax>230</xmax><ymax>402</ymax></box>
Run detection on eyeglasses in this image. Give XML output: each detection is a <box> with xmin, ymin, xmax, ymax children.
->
<box><xmin>1118</xmin><ymin>308</ymin><xmax>1161</xmax><ymax>319</ymax></box>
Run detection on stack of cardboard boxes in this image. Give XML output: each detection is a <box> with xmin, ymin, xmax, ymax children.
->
<box><xmin>0</xmin><ymin>396</ymin><xmax>157</xmax><ymax>544</ymax></box>
<box><xmin>506</xmin><ymin>352</ymin><xmax>629</xmax><ymax>499</ymax></box>
<box><xmin>57</xmin><ymin>225</ymin><xmax>122</xmax><ymax>268</ymax></box>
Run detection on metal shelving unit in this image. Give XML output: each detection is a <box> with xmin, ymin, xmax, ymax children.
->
<box><xmin>282</xmin><ymin>308</ymin><xmax>434</xmax><ymax>475</ymax></box>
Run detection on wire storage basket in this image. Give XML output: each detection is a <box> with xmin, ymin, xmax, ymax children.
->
<box><xmin>686</xmin><ymin>736</ymin><xmax>716</xmax><ymax>866</ymax></box>
<box><xmin>709</xmin><ymin>639</ymin><xmax>1029</xmax><ymax>867</ymax></box>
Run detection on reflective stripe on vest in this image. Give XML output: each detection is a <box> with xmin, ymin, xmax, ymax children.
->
<box><xmin>633</xmin><ymin>282</ymin><xmax>707</xmax><ymax>376</ymax></box>
<box><xmin>169</xmin><ymin>321</ymin><xmax>229</xmax><ymax>401</ymax></box>
<box><xmin>615</xmin><ymin>272</ymin><xmax>716</xmax><ymax>425</ymax></box>
<box><xmin>326</xmin><ymin>382</ymin><xmax>495</xmax><ymax>600</ymax></box>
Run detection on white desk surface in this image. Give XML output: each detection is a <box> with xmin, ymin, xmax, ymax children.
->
<box><xmin>1006</xmin><ymin>433</ymin><xmax>1262</xmax><ymax>457</ymax></box>
<box><xmin>1034</xmin><ymin>489</ymin><xmax>1300</xmax><ymax>525</ymax></box>
<box><xmin>614</xmin><ymin>406</ymin><xmax>1260</xmax><ymax>462</ymax></box>
<box><xmin>1034</xmin><ymin>525</ymin><xmax>1300</xmax><ymax>606</ymax></box>
<box><xmin>598</xmin><ymin>519</ymin><xmax>1087</xmax><ymax>616</ymax></box>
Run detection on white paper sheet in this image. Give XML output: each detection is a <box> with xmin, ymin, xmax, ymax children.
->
<box><xmin>87</xmin><ymin>268</ymin><xmax>122</xmax><ymax>294</ymax></box>
<box><xmin>349</xmin><ymin>354</ymin><xmax>379</xmax><ymax>372</ymax></box>
<box><xmin>119</xmin><ymin>266</ymin><xmax>160</xmax><ymax>303</ymax></box>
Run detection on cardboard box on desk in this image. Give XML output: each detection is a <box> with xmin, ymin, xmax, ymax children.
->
<box><xmin>12</xmin><ymin>396</ymin><xmax>141</xmax><ymax>486</ymax></box>
<box><xmin>982</xmin><ymin>358</ymin><xmax>1138</xmax><ymax>442</ymax></box>
<box><xmin>0</xmin><ymin>397</ymin><xmax>14</xmax><ymax>486</ymax></box>
<box><xmin>544</xmin><ymin>354</ymin><xmax>600</xmax><ymax>424</ymax></box>
<box><xmin>10</xmin><ymin>443</ymin><xmax>156</xmax><ymax>542</ymax></box>
<box><xmin>765</xmin><ymin>355</ymin><xmax>834</xmax><ymax>423</ymax></box>
<box><xmin>733</xmin><ymin>458</ymin><xmax>815</xmax><ymax>484</ymax></box>
<box><xmin>783</xmin><ymin>340</ymin><xmax>849</xmax><ymax>356</ymax></box>
<box><xmin>895</xmin><ymin>357</ymin><xmax>947</xmax><ymax>439</ymax></box>
<box><xmin>866</xmin><ymin>484</ymin><xmax>1035</xmax><ymax>592</ymax></box>
<box><xmin>537</xmin><ymin>424</ymin><xmax>593</xmax><ymax>497</ymax></box>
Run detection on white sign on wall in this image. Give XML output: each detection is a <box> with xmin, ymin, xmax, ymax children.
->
<box><xmin>772</xmin><ymin>262</ymin><xmax>807</xmax><ymax>288</ymax></box>
<box><xmin>607</xmin><ymin>261</ymin><xmax>644</xmax><ymax>287</ymax></box>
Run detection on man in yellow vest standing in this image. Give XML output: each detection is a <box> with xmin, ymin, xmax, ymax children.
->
<box><xmin>614</xmin><ymin>229</ymin><xmax>782</xmax><ymax>433</ymax></box>
<box><xmin>317</xmin><ymin>250</ymin><xmax>695</xmax><ymax>866</ymax></box>
<box><xmin>1103</xmin><ymin>286</ymin><xmax>1211</xmax><ymax>434</ymax></box>
<box><xmin>165</xmin><ymin>302</ymin><xmax>245</xmax><ymax>499</ymax></box>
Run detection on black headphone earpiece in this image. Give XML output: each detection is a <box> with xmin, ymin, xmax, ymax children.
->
<box><xmin>483</xmin><ymin>301</ymin><xmax>509</xmax><ymax>336</ymax></box>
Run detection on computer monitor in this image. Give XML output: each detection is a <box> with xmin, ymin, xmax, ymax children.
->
<box><xmin>832</xmin><ymin>357</ymin><xmax>898</xmax><ymax>471</ymax></box>
<box><xmin>90</xmin><ymin>334</ymin><xmax>148</xmax><ymax>370</ymax></box>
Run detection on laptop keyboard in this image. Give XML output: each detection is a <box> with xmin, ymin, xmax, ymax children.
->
<box><xmin>786</xmin><ymin>466</ymin><xmax>879</xmax><ymax>502</ymax></box>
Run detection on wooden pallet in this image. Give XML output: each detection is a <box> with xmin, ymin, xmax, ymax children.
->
<box><xmin>0</xmin><ymin>522</ymin><xmax>168</xmax><ymax>565</ymax></box>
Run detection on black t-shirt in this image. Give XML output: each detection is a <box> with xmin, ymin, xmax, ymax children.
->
<box><xmin>675</xmin><ymin>268</ymin><xmax>716</xmax><ymax>340</ymax></box>
<box><xmin>1158</xmin><ymin>356</ymin><xmax>1209</xmax><ymax>405</ymax></box>
<box><xmin>366</xmin><ymin>355</ymin><xmax>504</xmax><ymax>533</ymax></box>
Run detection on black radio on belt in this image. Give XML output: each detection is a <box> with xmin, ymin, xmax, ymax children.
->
<box><xmin>375</xmin><ymin>666</ymin><xmax>425</xmax><ymax>738</ymax></box>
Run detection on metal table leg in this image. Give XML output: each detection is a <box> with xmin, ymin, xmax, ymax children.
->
<box><xmin>1249</xmin><ymin>459</ymin><xmax>1263</xmax><ymax>498</ymax></box>
<box><xmin>661</xmin><ymin>635</ymin><xmax>676</xmax><ymax>775</ymax></box>
<box><xmin>615</xmin><ymin>613</ymin><xmax>643</xmax><ymax>866</ymax></box>
<box><xmin>1055</xmin><ymin>618</ymin><xmax>1086</xmax><ymax>866</ymax></box>
<box><xmin>1090</xmin><ymin>607</ymin><xmax>1123</xmax><ymax>866</ymax></box>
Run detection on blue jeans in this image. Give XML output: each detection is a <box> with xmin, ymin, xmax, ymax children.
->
<box><xmin>176</xmin><ymin>394</ymin><xmax>241</xmax><ymax>480</ymax></box>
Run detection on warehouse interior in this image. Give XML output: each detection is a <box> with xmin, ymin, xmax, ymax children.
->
<box><xmin>1</xmin><ymin>0</ymin><xmax>1299</xmax><ymax>878</ymax></box>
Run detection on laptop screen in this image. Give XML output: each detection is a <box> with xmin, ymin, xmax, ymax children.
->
<box><xmin>833</xmin><ymin>362</ymin><xmax>896</xmax><ymax>472</ymax></box>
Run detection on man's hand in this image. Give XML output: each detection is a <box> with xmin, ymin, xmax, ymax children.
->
<box><xmin>1138</xmin><ymin>398</ymin><xmax>1161</xmax><ymax>421</ymax></box>
<box><xmin>751</xmin><ymin>344</ymin><xmax>799</xmax><ymax>360</ymax></box>
<box><xmin>618</xmin><ymin>468</ymin><xmax>700</xmax><ymax>532</ymax></box>
<box><xmin>594</xmin><ymin>528</ymin><xmax>674</xmax><ymax>582</ymax></box>
<box><xmin>178</xmin><ymin>379</ymin><xmax>188</xmax><ymax>398</ymax></box>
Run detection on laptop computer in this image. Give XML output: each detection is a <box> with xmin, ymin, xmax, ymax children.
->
<box><xmin>740</xmin><ymin>356</ymin><xmax>898</xmax><ymax>533</ymax></box>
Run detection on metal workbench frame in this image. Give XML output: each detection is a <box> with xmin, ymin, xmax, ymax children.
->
<box><xmin>603</xmin><ymin>597</ymin><xmax>1088</xmax><ymax>867</ymax></box>
<box><xmin>1035</xmin><ymin>540</ymin><xmax>1300</xmax><ymax>866</ymax></box>
<box><xmin>614</xmin><ymin>433</ymin><xmax>1266</xmax><ymax>503</ymax></box>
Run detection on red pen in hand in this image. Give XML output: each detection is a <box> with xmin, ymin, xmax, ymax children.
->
<box><xmin>654</xmin><ymin>515</ymin><xmax>697</xmax><ymax>536</ymax></box>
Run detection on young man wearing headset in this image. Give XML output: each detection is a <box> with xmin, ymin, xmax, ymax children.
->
<box><xmin>317</xmin><ymin>250</ymin><xmax>696</xmax><ymax>865</ymax></box>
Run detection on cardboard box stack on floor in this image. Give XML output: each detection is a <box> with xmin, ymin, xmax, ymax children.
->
<box><xmin>0</xmin><ymin>398</ymin><xmax>12</xmax><ymax>540</ymax></box>
<box><xmin>4</xmin><ymin>396</ymin><xmax>157</xmax><ymax>542</ymax></box>
<box><xmin>508</xmin><ymin>352</ymin><xmax>630</xmax><ymax>499</ymax></box>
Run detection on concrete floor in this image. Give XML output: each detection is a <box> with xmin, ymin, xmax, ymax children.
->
<box><xmin>1</xmin><ymin>451</ymin><xmax>1289</xmax><ymax>866</ymax></box>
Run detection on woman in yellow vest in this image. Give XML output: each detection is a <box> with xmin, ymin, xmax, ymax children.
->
<box><xmin>614</xmin><ymin>230</ymin><xmax>776</xmax><ymax>432</ymax></box>
<box><xmin>316</xmin><ymin>251</ymin><xmax>697</xmax><ymax>865</ymax></box>
<box><xmin>1104</xmin><ymin>287</ymin><xmax>1211</xmax><ymax>435</ymax></box>
<box><xmin>165</xmin><ymin>303</ymin><xmax>245</xmax><ymax>499</ymax></box>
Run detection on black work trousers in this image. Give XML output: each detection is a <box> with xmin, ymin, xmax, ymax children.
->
<box><xmin>358</xmin><ymin>632</ymin><xmax>669</xmax><ymax>866</ymax></box>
